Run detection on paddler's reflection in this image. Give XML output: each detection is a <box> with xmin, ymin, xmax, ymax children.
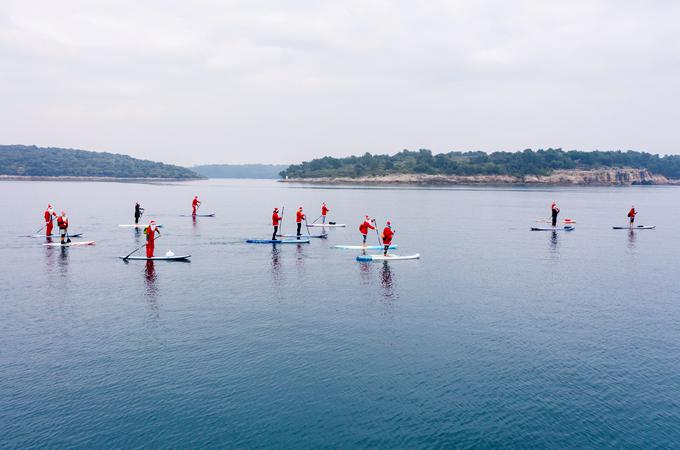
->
<box><xmin>627</xmin><ymin>228</ymin><xmax>636</xmax><ymax>250</ymax></box>
<box><xmin>144</xmin><ymin>260</ymin><xmax>158</xmax><ymax>297</ymax></box>
<box><xmin>549</xmin><ymin>230</ymin><xmax>559</xmax><ymax>256</ymax></box>
<box><xmin>358</xmin><ymin>259</ymin><xmax>371</xmax><ymax>285</ymax></box>
<box><xmin>379</xmin><ymin>261</ymin><xmax>394</xmax><ymax>299</ymax></box>
<box><xmin>270</xmin><ymin>246</ymin><xmax>282</xmax><ymax>281</ymax></box>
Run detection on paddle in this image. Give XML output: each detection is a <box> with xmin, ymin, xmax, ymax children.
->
<box><xmin>66</xmin><ymin>229</ymin><xmax>71</xmax><ymax>244</ymax></box>
<box><xmin>35</xmin><ymin>224</ymin><xmax>47</xmax><ymax>235</ymax></box>
<box><xmin>373</xmin><ymin>219</ymin><xmax>382</xmax><ymax>246</ymax></box>
<box><xmin>123</xmin><ymin>234</ymin><xmax>162</xmax><ymax>260</ymax></box>
<box><xmin>280</xmin><ymin>206</ymin><xmax>285</xmax><ymax>235</ymax></box>
<box><xmin>311</xmin><ymin>214</ymin><xmax>322</xmax><ymax>224</ymax></box>
<box><xmin>304</xmin><ymin>216</ymin><xmax>312</xmax><ymax>236</ymax></box>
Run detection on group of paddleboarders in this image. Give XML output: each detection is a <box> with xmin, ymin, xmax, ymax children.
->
<box><xmin>549</xmin><ymin>202</ymin><xmax>639</xmax><ymax>228</ymax></box>
<box><xmin>42</xmin><ymin>204</ymin><xmax>71</xmax><ymax>244</ymax></box>
<box><xmin>268</xmin><ymin>204</ymin><xmax>395</xmax><ymax>255</ymax></box>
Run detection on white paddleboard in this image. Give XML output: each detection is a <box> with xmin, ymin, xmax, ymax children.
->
<box><xmin>307</xmin><ymin>223</ymin><xmax>346</xmax><ymax>227</ymax></box>
<box><xmin>120</xmin><ymin>255</ymin><xmax>190</xmax><ymax>261</ymax></box>
<box><xmin>28</xmin><ymin>233</ymin><xmax>83</xmax><ymax>238</ymax></box>
<box><xmin>118</xmin><ymin>224</ymin><xmax>163</xmax><ymax>228</ymax></box>
<box><xmin>357</xmin><ymin>253</ymin><xmax>420</xmax><ymax>261</ymax></box>
<box><xmin>612</xmin><ymin>225</ymin><xmax>655</xmax><ymax>230</ymax></box>
<box><xmin>278</xmin><ymin>233</ymin><xmax>328</xmax><ymax>238</ymax></box>
<box><xmin>334</xmin><ymin>245</ymin><xmax>397</xmax><ymax>250</ymax></box>
<box><xmin>43</xmin><ymin>241</ymin><xmax>96</xmax><ymax>247</ymax></box>
<box><xmin>531</xmin><ymin>226</ymin><xmax>574</xmax><ymax>231</ymax></box>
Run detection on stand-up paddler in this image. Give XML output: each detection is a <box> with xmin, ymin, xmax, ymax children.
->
<box><xmin>134</xmin><ymin>202</ymin><xmax>144</xmax><ymax>224</ymax></box>
<box><xmin>44</xmin><ymin>204</ymin><xmax>56</xmax><ymax>236</ymax></box>
<box><xmin>192</xmin><ymin>196</ymin><xmax>201</xmax><ymax>216</ymax></box>
<box><xmin>296</xmin><ymin>207</ymin><xmax>305</xmax><ymax>239</ymax></box>
<box><xmin>551</xmin><ymin>202</ymin><xmax>560</xmax><ymax>227</ymax></box>
<box><xmin>144</xmin><ymin>220</ymin><xmax>161</xmax><ymax>258</ymax></box>
<box><xmin>627</xmin><ymin>205</ymin><xmax>637</xmax><ymax>228</ymax></box>
<box><xmin>321</xmin><ymin>202</ymin><xmax>330</xmax><ymax>224</ymax></box>
<box><xmin>381</xmin><ymin>221</ymin><xmax>394</xmax><ymax>256</ymax></box>
<box><xmin>272</xmin><ymin>208</ymin><xmax>281</xmax><ymax>240</ymax></box>
<box><xmin>57</xmin><ymin>211</ymin><xmax>69</xmax><ymax>244</ymax></box>
<box><xmin>359</xmin><ymin>215</ymin><xmax>376</xmax><ymax>245</ymax></box>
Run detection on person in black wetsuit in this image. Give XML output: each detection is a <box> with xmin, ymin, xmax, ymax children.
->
<box><xmin>135</xmin><ymin>202</ymin><xmax>144</xmax><ymax>224</ymax></box>
<box><xmin>551</xmin><ymin>201</ymin><xmax>560</xmax><ymax>227</ymax></box>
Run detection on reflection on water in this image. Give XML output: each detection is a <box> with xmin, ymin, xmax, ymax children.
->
<box><xmin>628</xmin><ymin>229</ymin><xmax>637</xmax><ymax>251</ymax></box>
<box><xmin>270</xmin><ymin>246</ymin><xmax>282</xmax><ymax>283</ymax></box>
<box><xmin>143</xmin><ymin>260</ymin><xmax>160</xmax><ymax>320</ymax></box>
<box><xmin>549</xmin><ymin>230</ymin><xmax>559</xmax><ymax>258</ymax></box>
<box><xmin>358</xmin><ymin>261</ymin><xmax>371</xmax><ymax>286</ymax></box>
<box><xmin>379</xmin><ymin>261</ymin><xmax>394</xmax><ymax>299</ymax></box>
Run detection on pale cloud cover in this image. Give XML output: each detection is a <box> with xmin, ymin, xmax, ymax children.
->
<box><xmin>1</xmin><ymin>0</ymin><xmax>679</xmax><ymax>165</ymax></box>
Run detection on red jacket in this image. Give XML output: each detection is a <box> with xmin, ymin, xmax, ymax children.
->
<box><xmin>628</xmin><ymin>208</ymin><xmax>636</xmax><ymax>218</ymax></box>
<box><xmin>296</xmin><ymin>210</ymin><xmax>305</xmax><ymax>223</ymax></box>
<box><xmin>57</xmin><ymin>216</ymin><xmax>68</xmax><ymax>229</ymax></box>
<box><xmin>382</xmin><ymin>227</ymin><xmax>394</xmax><ymax>244</ymax></box>
<box><xmin>144</xmin><ymin>225</ymin><xmax>160</xmax><ymax>242</ymax></box>
<box><xmin>192</xmin><ymin>198</ymin><xmax>200</xmax><ymax>207</ymax></box>
<box><xmin>322</xmin><ymin>205</ymin><xmax>329</xmax><ymax>215</ymax></box>
<box><xmin>44</xmin><ymin>210</ymin><xmax>55</xmax><ymax>223</ymax></box>
<box><xmin>359</xmin><ymin>220</ymin><xmax>375</xmax><ymax>235</ymax></box>
<box><xmin>272</xmin><ymin>212</ymin><xmax>281</xmax><ymax>226</ymax></box>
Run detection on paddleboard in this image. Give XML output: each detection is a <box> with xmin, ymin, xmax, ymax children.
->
<box><xmin>307</xmin><ymin>223</ymin><xmax>346</xmax><ymax>227</ymax></box>
<box><xmin>29</xmin><ymin>233</ymin><xmax>83</xmax><ymax>238</ymax></box>
<box><xmin>246</xmin><ymin>239</ymin><xmax>311</xmax><ymax>244</ymax></box>
<box><xmin>120</xmin><ymin>255</ymin><xmax>191</xmax><ymax>261</ymax></box>
<box><xmin>334</xmin><ymin>244</ymin><xmax>398</xmax><ymax>250</ymax></box>
<box><xmin>118</xmin><ymin>224</ymin><xmax>163</xmax><ymax>228</ymax></box>
<box><xmin>536</xmin><ymin>219</ymin><xmax>576</xmax><ymax>224</ymax></box>
<box><xmin>181</xmin><ymin>213</ymin><xmax>215</xmax><ymax>217</ymax></box>
<box><xmin>612</xmin><ymin>225</ymin><xmax>656</xmax><ymax>230</ymax></box>
<box><xmin>43</xmin><ymin>241</ymin><xmax>96</xmax><ymax>247</ymax></box>
<box><xmin>357</xmin><ymin>253</ymin><xmax>420</xmax><ymax>261</ymax></box>
<box><xmin>531</xmin><ymin>226</ymin><xmax>575</xmax><ymax>231</ymax></box>
<box><xmin>278</xmin><ymin>233</ymin><xmax>328</xmax><ymax>239</ymax></box>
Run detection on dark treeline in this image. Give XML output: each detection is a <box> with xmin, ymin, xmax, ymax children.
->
<box><xmin>0</xmin><ymin>145</ymin><xmax>201</xmax><ymax>178</ymax></box>
<box><xmin>281</xmin><ymin>149</ymin><xmax>680</xmax><ymax>179</ymax></box>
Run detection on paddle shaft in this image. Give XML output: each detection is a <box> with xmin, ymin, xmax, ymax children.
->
<box><xmin>280</xmin><ymin>206</ymin><xmax>285</xmax><ymax>234</ymax></box>
<box><xmin>123</xmin><ymin>234</ymin><xmax>162</xmax><ymax>260</ymax></box>
<box><xmin>35</xmin><ymin>224</ymin><xmax>46</xmax><ymax>234</ymax></box>
<box><xmin>374</xmin><ymin>220</ymin><xmax>382</xmax><ymax>246</ymax></box>
<box><xmin>311</xmin><ymin>214</ymin><xmax>322</xmax><ymax>224</ymax></box>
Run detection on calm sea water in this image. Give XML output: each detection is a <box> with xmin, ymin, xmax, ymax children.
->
<box><xmin>2</xmin><ymin>179</ymin><xmax>680</xmax><ymax>448</ymax></box>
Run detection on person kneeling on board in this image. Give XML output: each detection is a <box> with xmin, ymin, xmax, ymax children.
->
<box><xmin>627</xmin><ymin>205</ymin><xmax>637</xmax><ymax>228</ymax></box>
<box><xmin>57</xmin><ymin>211</ymin><xmax>69</xmax><ymax>244</ymax></box>
<box><xmin>44</xmin><ymin>204</ymin><xmax>57</xmax><ymax>236</ymax></box>
<box><xmin>272</xmin><ymin>208</ymin><xmax>281</xmax><ymax>240</ymax></box>
<box><xmin>359</xmin><ymin>215</ymin><xmax>376</xmax><ymax>245</ymax></box>
<box><xmin>381</xmin><ymin>221</ymin><xmax>394</xmax><ymax>256</ymax></box>
<box><xmin>144</xmin><ymin>220</ymin><xmax>161</xmax><ymax>258</ymax></box>
<box><xmin>134</xmin><ymin>202</ymin><xmax>144</xmax><ymax>224</ymax></box>
<box><xmin>551</xmin><ymin>202</ymin><xmax>560</xmax><ymax>227</ymax></box>
<box><xmin>296</xmin><ymin>207</ymin><xmax>305</xmax><ymax>239</ymax></box>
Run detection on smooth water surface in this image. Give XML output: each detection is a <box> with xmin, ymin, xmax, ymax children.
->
<box><xmin>2</xmin><ymin>179</ymin><xmax>680</xmax><ymax>448</ymax></box>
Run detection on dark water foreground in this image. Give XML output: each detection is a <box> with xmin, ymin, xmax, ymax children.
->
<box><xmin>2</xmin><ymin>180</ymin><xmax>680</xmax><ymax>448</ymax></box>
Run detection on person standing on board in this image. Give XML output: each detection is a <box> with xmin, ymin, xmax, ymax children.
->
<box><xmin>134</xmin><ymin>202</ymin><xmax>144</xmax><ymax>224</ymax></box>
<box><xmin>192</xmin><ymin>196</ymin><xmax>201</xmax><ymax>216</ymax></box>
<box><xmin>44</xmin><ymin>204</ymin><xmax>57</xmax><ymax>236</ymax></box>
<box><xmin>272</xmin><ymin>208</ymin><xmax>281</xmax><ymax>240</ymax></box>
<box><xmin>381</xmin><ymin>221</ymin><xmax>395</xmax><ymax>256</ymax></box>
<box><xmin>321</xmin><ymin>202</ymin><xmax>330</xmax><ymax>224</ymax></box>
<box><xmin>551</xmin><ymin>202</ymin><xmax>560</xmax><ymax>227</ymax></box>
<box><xmin>627</xmin><ymin>205</ymin><xmax>637</xmax><ymax>228</ymax></box>
<box><xmin>144</xmin><ymin>220</ymin><xmax>161</xmax><ymax>258</ymax></box>
<box><xmin>57</xmin><ymin>211</ymin><xmax>69</xmax><ymax>244</ymax></box>
<box><xmin>359</xmin><ymin>215</ymin><xmax>376</xmax><ymax>245</ymax></box>
<box><xmin>296</xmin><ymin>207</ymin><xmax>306</xmax><ymax>239</ymax></box>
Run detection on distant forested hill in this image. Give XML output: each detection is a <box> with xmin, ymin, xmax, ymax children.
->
<box><xmin>0</xmin><ymin>145</ymin><xmax>200</xmax><ymax>178</ymax></box>
<box><xmin>193</xmin><ymin>164</ymin><xmax>288</xmax><ymax>179</ymax></box>
<box><xmin>280</xmin><ymin>149</ymin><xmax>680</xmax><ymax>179</ymax></box>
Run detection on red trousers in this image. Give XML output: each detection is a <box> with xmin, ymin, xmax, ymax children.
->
<box><xmin>146</xmin><ymin>242</ymin><xmax>155</xmax><ymax>258</ymax></box>
<box><xmin>46</xmin><ymin>221</ymin><xmax>53</xmax><ymax>236</ymax></box>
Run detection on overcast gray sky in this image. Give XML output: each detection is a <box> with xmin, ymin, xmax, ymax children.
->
<box><xmin>1</xmin><ymin>0</ymin><xmax>678</xmax><ymax>166</ymax></box>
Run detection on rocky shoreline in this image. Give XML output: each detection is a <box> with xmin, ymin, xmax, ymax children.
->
<box><xmin>281</xmin><ymin>168</ymin><xmax>677</xmax><ymax>186</ymax></box>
